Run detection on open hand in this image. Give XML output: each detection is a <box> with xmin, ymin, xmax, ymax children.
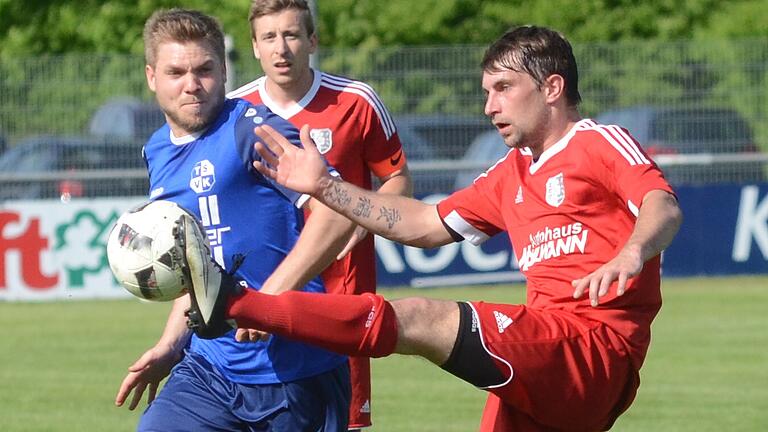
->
<box><xmin>571</xmin><ymin>245</ymin><xmax>644</xmax><ymax>306</ymax></box>
<box><xmin>115</xmin><ymin>344</ymin><xmax>180</xmax><ymax>410</ymax></box>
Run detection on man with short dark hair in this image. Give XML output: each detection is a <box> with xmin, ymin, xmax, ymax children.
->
<box><xmin>183</xmin><ymin>25</ymin><xmax>683</xmax><ymax>431</ymax></box>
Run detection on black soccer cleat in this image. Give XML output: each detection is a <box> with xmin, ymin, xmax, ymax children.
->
<box><xmin>173</xmin><ymin>213</ymin><xmax>241</xmax><ymax>339</ymax></box>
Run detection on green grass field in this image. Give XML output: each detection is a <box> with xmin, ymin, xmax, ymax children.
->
<box><xmin>1</xmin><ymin>276</ymin><xmax>766</xmax><ymax>431</ymax></box>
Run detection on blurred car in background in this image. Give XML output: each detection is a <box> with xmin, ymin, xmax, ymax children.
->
<box><xmin>453</xmin><ymin>130</ymin><xmax>507</xmax><ymax>190</ymax></box>
<box><xmin>89</xmin><ymin>97</ymin><xmax>165</xmax><ymax>142</ymax></box>
<box><xmin>394</xmin><ymin>114</ymin><xmax>492</xmax><ymax>195</ymax></box>
<box><xmin>0</xmin><ymin>135</ymin><xmax>148</xmax><ymax>201</ymax></box>
<box><xmin>395</xmin><ymin>114</ymin><xmax>492</xmax><ymax>160</ymax></box>
<box><xmin>595</xmin><ymin>106</ymin><xmax>765</xmax><ymax>185</ymax></box>
<box><xmin>453</xmin><ymin>106</ymin><xmax>766</xmax><ymax>189</ymax></box>
<box><xmin>0</xmin><ymin>97</ymin><xmax>161</xmax><ymax>202</ymax></box>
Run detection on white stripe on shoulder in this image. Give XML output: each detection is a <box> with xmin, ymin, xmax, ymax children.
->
<box><xmin>321</xmin><ymin>73</ymin><xmax>396</xmax><ymax>135</ymax></box>
<box><xmin>585</xmin><ymin>123</ymin><xmax>642</xmax><ymax>166</ymax></box>
<box><xmin>606</xmin><ymin>125</ymin><xmax>651</xmax><ymax>164</ymax></box>
<box><xmin>320</xmin><ymin>73</ymin><xmax>396</xmax><ymax>138</ymax></box>
<box><xmin>443</xmin><ymin>210</ymin><xmax>490</xmax><ymax>246</ymax></box>
<box><xmin>226</xmin><ymin>78</ymin><xmax>263</xmax><ymax>99</ymax></box>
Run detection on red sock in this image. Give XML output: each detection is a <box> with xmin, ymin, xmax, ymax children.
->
<box><xmin>226</xmin><ymin>290</ymin><xmax>398</xmax><ymax>358</ymax></box>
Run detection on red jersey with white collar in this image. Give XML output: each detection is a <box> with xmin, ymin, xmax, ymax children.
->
<box><xmin>437</xmin><ymin>119</ymin><xmax>674</xmax><ymax>366</ymax></box>
<box><xmin>229</xmin><ymin>71</ymin><xmax>405</xmax><ymax>295</ymax></box>
<box><xmin>229</xmin><ymin>71</ymin><xmax>405</xmax><ymax>429</ymax></box>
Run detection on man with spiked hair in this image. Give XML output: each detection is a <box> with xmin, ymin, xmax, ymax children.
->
<box><xmin>115</xmin><ymin>8</ymin><xmax>357</xmax><ymax>431</ymax></box>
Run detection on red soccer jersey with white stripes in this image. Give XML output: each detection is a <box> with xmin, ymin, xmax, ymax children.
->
<box><xmin>228</xmin><ymin>72</ymin><xmax>404</xmax><ymax>428</ymax></box>
<box><xmin>437</xmin><ymin>119</ymin><xmax>675</xmax><ymax>366</ymax></box>
<box><xmin>228</xmin><ymin>71</ymin><xmax>405</xmax><ymax>296</ymax></box>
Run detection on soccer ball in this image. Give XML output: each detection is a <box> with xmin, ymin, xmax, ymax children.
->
<box><xmin>107</xmin><ymin>200</ymin><xmax>192</xmax><ymax>302</ymax></box>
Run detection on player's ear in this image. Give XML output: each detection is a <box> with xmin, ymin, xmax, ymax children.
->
<box><xmin>308</xmin><ymin>32</ymin><xmax>318</xmax><ymax>55</ymax></box>
<box><xmin>252</xmin><ymin>39</ymin><xmax>261</xmax><ymax>60</ymax></box>
<box><xmin>543</xmin><ymin>74</ymin><xmax>565</xmax><ymax>104</ymax></box>
<box><xmin>145</xmin><ymin>64</ymin><xmax>157</xmax><ymax>92</ymax></box>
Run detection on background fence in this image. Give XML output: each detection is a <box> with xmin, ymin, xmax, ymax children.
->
<box><xmin>1</xmin><ymin>38</ymin><xmax>767</xmax><ymax>200</ymax></box>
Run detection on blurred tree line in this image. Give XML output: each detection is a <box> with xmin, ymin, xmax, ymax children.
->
<box><xmin>2</xmin><ymin>0</ymin><xmax>767</xmax><ymax>57</ymax></box>
<box><xmin>1</xmin><ymin>0</ymin><xmax>767</xmax><ymax>145</ymax></box>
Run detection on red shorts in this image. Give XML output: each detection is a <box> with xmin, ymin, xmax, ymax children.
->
<box><xmin>468</xmin><ymin>302</ymin><xmax>640</xmax><ymax>432</ymax></box>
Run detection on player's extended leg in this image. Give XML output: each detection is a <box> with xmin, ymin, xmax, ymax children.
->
<box><xmin>213</xmin><ymin>286</ymin><xmax>506</xmax><ymax>387</ymax></box>
<box><xmin>176</xmin><ymin>208</ymin><xmax>400</xmax><ymax>356</ymax></box>
<box><xmin>177</xmin><ymin>217</ymin><xmax>506</xmax><ymax>384</ymax></box>
<box><xmin>227</xmin><ymin>290</ymin><xmax>403</xmax><ymax>358</ymax></box>
<box><xmin>226</xmin><ymin>292</ymin><xmax>507</xmax><ymax>386</ymax></box>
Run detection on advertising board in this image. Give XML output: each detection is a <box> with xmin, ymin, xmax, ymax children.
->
<box><xmin>1</xmin><ymin>184</ymin><xmax>766</xmax><ymax>300</ymax></box>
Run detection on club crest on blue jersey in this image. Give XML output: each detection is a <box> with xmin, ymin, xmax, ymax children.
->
<box><xmin>545</xmin><ymin>172</ymin><xmax>565</xmax><ymax>207</ymax></box>
<box><xmin>190</xmin><ymin>160</ymin><xmax>216</xmax><ymax>194</ymax></box>
<box><xmin>310</xmin><ymin>128</ymin><xmax>333</xmax><ymax>154</ymax></box>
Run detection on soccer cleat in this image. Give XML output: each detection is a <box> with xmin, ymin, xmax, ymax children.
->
<box><xmin>173</xmin><ymin>213</ymin><xmax>240</xmax><ymax>339</ymax></box>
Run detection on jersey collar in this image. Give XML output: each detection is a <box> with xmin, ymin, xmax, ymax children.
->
<box><xmin>528</xmin><ymin>119</ymin><xmax>591</xmax><ymax>174</ymax></box>
<box><xmin>257</xmin><ymin>69</ymin><xmax>322</xmax><ymax>120</ymax></box>
<box><xmin>169</xmin><ymin>128</ymin><xmax>206</xmax><ymax>146</ymax></box>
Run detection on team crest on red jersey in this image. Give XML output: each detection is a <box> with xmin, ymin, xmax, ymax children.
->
<box><xmin>545</xmin><ymin>173</ymin><xmax>565</xmax><ymax>207</ymax></box>
<box><xmin>310</xmin><ymin>128</ymin><xmax>333</xmax><ymax>154</ymax></box>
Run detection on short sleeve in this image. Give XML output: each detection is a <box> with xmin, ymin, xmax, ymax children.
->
<box><xmin>352</xmin><ymin>85</ymin><xmax>404</xmax><ymax>179</ymax></box>
<box><xmin>586</xmin><ymin>124</ymin><xmax>675</xmax><ymax>215</ymax></box>
<box><xmin>436</xmin><ymin>164</ymin><xmax>508</xmax><ymax>245</ymax></box>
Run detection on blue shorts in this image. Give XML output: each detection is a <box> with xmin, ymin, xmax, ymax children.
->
<box><xmin>138</xmin><ymin>351</ymin><xmax>350</xmax><ymax>432</ymax></box>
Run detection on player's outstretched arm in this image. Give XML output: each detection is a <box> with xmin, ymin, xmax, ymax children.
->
<box><xmin>253</xmin><ymin>124</ymin><xmax>453</xmax><ymax>248</ymax></box>
<box><xmin>572</xmin><ymin>190</ymin><xmax>683</xmax><ymax>306</ymax></box>
<box><xmin>336</xmin><ymin>165</ymin><xmax>414</xmax><ymax>260</ymax></box>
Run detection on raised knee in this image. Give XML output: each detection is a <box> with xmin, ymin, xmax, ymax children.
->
<box><xmin>391</xmin><ymin>298</ymin><xmax>460</xmax><ymax>362</ymax></box>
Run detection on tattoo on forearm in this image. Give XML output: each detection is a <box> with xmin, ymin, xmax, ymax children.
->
<box><xmin>322</xmin><ymin>183</ymin><xmax>352</xmax><ymax>209</ymax></box>
<box><xmin>352</xmin><ymin>197</ymin><xmax>373</xmax><ymax>218</ymax></box>
<box><xmin>377</xmin><ymin>206</ymin><xmax>401</xmax><ymax>229</ymax></box>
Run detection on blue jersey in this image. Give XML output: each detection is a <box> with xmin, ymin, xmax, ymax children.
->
<box><xmin>143</xmin><ymin>98</ymin><xmax>346</xmax><ymax>384</ymax></box>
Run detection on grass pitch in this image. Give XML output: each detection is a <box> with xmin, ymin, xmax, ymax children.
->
<box><xmin>1</xmin><ymin>276</ymin><xmax>766</xmax><ymax>431</ymax></box>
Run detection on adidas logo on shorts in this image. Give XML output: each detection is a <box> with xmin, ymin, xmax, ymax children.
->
<box><xmin>494</xmin><ymin>311</ymin><xmax>513</xmax><ymax>333</ymax></box>
<box><xmin>360</xmin><ymin>400</ymin><xmax>371</xmax><ymax>413</ymax></box>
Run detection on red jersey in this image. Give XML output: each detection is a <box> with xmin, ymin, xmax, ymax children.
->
<box><xmin>229</xmin><ymin>71</ymin><xmax>405</xmax><ymax>296</ymax></box>
<box><xmin>229</xmin><ymin>71</ymin><xmax>405</xmax><ymax>428</ymax></box>
<box><xmin>437</xmin><ymin>119</ymin><xmax>674</xmax><ymax>367</ymax></box>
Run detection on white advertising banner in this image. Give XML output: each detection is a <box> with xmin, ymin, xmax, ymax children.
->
<box><xmin>0</xmin><ymin>198</ymin><xmax>144</xmax><ymax>301</ymax></box>
<box><xmin>3</xmin><ymin>183</ymin><xmax>765</xmax><ymax>301</ymax></box>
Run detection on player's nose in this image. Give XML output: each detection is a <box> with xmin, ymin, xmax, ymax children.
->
<box><xmin>182</xmin><ymin>73</ymin><xmax>203</xmax><ymax>92</ymax></box>
<box><xmin>484</xmin><ymin>93</ymin><xmax>500</xmax><ymax>117</ymax></box>
<box><xmin>274</xmin><ymin>36</ymin><xmax>291</xmax><ymax>55</ymax></box>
